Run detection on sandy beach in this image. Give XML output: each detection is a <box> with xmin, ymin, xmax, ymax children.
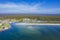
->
<box><xmin>15</xmin><ymin>23</ymin><xmax>60</xmax><ymax>25</ymax></box>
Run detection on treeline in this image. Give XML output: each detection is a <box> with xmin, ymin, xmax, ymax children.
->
<box><xmin>0</xmin><ymin>15</ymin><xmax>60</xmax><ymax>21</ymax></box>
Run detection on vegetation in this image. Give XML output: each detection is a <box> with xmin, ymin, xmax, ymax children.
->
<box><xmin>0</xmin><ymin>15</ymin><xmax>60</xmax><ymax>23</ymax></box>
<box><xmin>0</xmin><ymin>15</ymin><xmax>60</xmax><ymax>21</ymax></box>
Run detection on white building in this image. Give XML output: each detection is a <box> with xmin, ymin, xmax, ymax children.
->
<box><xmin>23</xmin><ymin>18</ymin><xmax>36</xmax><ymax>23</ymax></box>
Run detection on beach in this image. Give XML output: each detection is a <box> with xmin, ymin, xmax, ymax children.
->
<box><xmin>15</xmin><ymin>23</ymin><xmax>60</xmax><ymax>25</ymax></box>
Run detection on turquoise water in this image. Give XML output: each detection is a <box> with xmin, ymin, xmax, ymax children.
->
<box><xmin>0</xmin><ymin>23</ymin><xmax>60</xmax><ymax>40</ymax></box>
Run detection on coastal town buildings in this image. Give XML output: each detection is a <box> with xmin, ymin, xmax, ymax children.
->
<box><xmin>23</xmin><ymin>18</ymin><xmax>37</xmax><ymax>23</ymax></box>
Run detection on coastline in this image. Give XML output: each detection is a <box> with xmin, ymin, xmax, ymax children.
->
<box><xmin>15</xmin><ymin>23</ymin><xmax>60</xmax><ymax>25</ymax></box>
<box><xmin>0</xmin><ymin>23</ymin><xmax>11</xmax><ymax>31</ymax></box>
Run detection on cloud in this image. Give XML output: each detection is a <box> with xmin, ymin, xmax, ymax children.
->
<box><xmin>0</xmin><ymin>2</ymin><xmax>60</xmax><ymax>14</ymax></box>
<box><xmin>0</xmin><ymin>3</ymin><xmax>40</xmax><ymax>13</ymax></box>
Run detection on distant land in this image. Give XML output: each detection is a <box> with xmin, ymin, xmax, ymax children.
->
<box><xmin>0</xmin><ymin>13</ymin><xmax>60</xmax><ymax>23</ymax></box>
<box><xmin>0</xmin><ymin>13</ymin><xmax>60</xmax><ymax>16</ymax></box>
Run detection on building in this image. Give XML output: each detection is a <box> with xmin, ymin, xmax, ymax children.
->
<box><xmin>23</xmin><ymin>18</ymin><xmax>37</xmax><ymax>23</ymax></box>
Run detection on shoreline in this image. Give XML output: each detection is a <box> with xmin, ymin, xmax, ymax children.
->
<box><xmin>15</xmin><ymin>23</ymin><xmax>60</xmax><ymax>25</ymax></box>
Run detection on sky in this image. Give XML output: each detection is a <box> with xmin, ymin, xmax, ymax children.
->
<box><xmin>0</xmin><ymin>0</ymin><xmax>60</xmax><ymax>14</ymax></box>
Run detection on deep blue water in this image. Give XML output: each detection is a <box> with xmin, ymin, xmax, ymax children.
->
<box><xmin>0</xmin><ymin>23</ymin><xmax>60</xmax><ymax>40</ymax></box>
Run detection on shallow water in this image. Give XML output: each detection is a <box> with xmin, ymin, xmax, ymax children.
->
<box><xmin>0</xmin><ymin>23</ymin><xmax>60</xmax><ymax>40</ymax></box>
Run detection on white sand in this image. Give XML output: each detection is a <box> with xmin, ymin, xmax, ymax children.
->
<box><xmin>15</xmin><ymin>23</ymin><xmax>60</xmax><ymax>25</ymax></box>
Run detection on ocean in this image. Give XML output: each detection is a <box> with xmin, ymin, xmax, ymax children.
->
<box><xmin>0</xmin><ymin>23</ymin><xmax>60</xmax><ymax>40</ymax></box>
